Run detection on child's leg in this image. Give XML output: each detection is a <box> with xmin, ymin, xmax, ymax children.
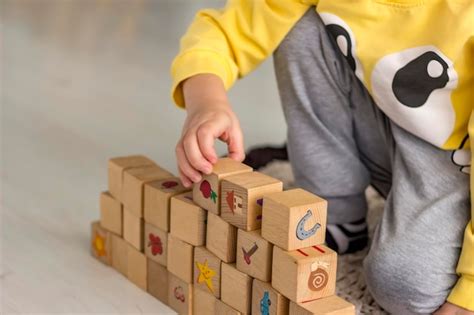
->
<box><xmin>273</xmin><ymin>8</ymin><xmax>392</xmax><ymax>253</ymax></box>
<box><xmin>364</xmin><ymin>123</ymin><xmax>470</xmax><ymax>314</ymax></box>
<box><xmin>273</xmin><ymin>8</ymin><xmax>470</xmax><ymax>314</ymax></box>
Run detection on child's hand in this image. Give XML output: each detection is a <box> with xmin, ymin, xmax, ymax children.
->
<box><xmin>176</xmin><ymin>74</ymin><xmax>244</xmax><ymax>187</ymax></box>
<box><xmin>433</xmin><ymin>302</ymin><xmax>474</xmax><ymax>315</ymax></box>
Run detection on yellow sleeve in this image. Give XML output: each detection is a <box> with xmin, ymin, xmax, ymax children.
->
<box><xmin>447</xmin><ymin>111</ymin><xmax>474</xmax><ymax>311</ymax></box>
<box><xmin>170</xmin><ymin>0</ymin><xmax>314</xmax><ymax>108</ymax></box>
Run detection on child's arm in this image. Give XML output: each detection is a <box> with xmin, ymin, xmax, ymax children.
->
<box><xmin>171</xmin><ymin>0</ymin><xmax>313</xmax><ymax>185</ymax></box>
<box><xmin>175</xmin><ymin>73</ymin><xmax>243</xmax><ymax>187</ymax></box>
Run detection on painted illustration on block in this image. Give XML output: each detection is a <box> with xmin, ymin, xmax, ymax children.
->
<box><xmin>226</xmin><ymin>190</ymin><xmax>243</xmax><ymax>214</ymax></box>
<box><xmin>260</xmin><ymin>291</ymin><xmax>271</xmax><ymax>315</ymax></box>
<box><xmin>196</xmin><ymin>259</ymin><xmax>216</xmax><ymax>293</ymax></box>
<box><xmin>296</xmin><ymin>209</ymin><xmax>321</xmax><ymax>240</ymax></box>
<box><xmin>161</xmin><ymin>180</ymin><xmax>179</xmax><ymax>189</ymax></box>
<box><xmin>174</xmin><ymin>286</ymin><xmax>185</xmax><ymax>302</ymax></box>
<box><xmin>199</xmin><ymin>180</ymin><xmax>217</xmax><ymax>203</ymax></box>
<box><xmin>308</xmin><ymin>261</ymin><xmax>329</xmax><ymax>291</ymax></box>
<box><xmin>148</xmin><ymin>233</ymin><xmax>163</xmax><ymax>256</ymax></box>
<box><xmin>92</xmin><ymin>232</ymin><xmax>107</xmax><ymax>257</ymax></box>
<box><xmin>242</xmin><ymin>242</ymin><xmax>259</xmax><ymax>265</ymax></box>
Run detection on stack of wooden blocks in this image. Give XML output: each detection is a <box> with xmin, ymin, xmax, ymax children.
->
<box><xmin>91</xmin><ymin>155</ymin><xmax>356</xmax><ymax>314</ymax></box>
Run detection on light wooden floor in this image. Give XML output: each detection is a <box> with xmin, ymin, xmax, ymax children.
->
<box><xmin>1</xmin><ymin>0</ymin><xmax>285</xmax><ymax>313</ymax></box>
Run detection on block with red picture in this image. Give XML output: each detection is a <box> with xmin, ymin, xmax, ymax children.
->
<box><xmin>192</xmin><ymin>158</ymin><xmax>252</xmax><ymax>214</ymax></box>
<box><xmin>220</xmin><ymin>171</ymin><xmax>282</xmax><ymax>231</ymax></box>
<box><xmin>144</xmin><ymin>222</ymin><xmax>168</xmax><ymax>267</ymax></box>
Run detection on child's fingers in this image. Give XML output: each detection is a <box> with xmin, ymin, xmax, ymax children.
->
<box><xmin>227</xmin><ymin>126</ymin><xmax>245</xmax><ymax>162</ymax></box>
<box><xmin>197</xmin><ymin>123</ymin><xmax>219</xmax><ymax>166</ymax></box>
<box><xmin>175</xmin><ymin>141</ymin><xmax>202</xmax><ymax>184</ymax></box>
<box><xmin>182</xmin><ymin>131</ymin><xmax>213</xmax><ymax>174</ymax></box>
<box><xmin>177</xmin><ymin>168</ymin><xmax>192</xmax><ymax>188</ymax></box>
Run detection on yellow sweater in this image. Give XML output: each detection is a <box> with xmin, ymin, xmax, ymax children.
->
<box><xmin>170</xmin><ymin>0</ymin><xmax>474</xmax><ymax>309</ymax></box>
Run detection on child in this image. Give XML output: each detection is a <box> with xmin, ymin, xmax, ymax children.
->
<box><xmin>170</xmin><ymin>1</ymin><xmax>473</xmax><ymax>314</ymax></box>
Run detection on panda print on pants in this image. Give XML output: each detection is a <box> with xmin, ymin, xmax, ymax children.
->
<box><xmin>371</xmin><ymin>46</ymin><xmax>458</xmax><ymax>148</ymax></box>
<box><xmin>319</xmin><ymin>13</ymin><xmax>364</xmax><ymax>81</ymax></box>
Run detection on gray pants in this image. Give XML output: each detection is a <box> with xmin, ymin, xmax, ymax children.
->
<box><xmin>273</xmin><ymin>9</ymin><xmax>470</xmax><ymax>315</ymax></box>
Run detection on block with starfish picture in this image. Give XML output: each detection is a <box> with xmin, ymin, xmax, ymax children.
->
<box><xmin>193</xmin><ymin>246</ymin><xmax>221</xmax><ymax>298</ymax></box>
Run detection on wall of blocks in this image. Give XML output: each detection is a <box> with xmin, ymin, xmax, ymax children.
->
<box><xmin>91</xmin><ymin>155</ymin><xmax>356</xmax><ymax>314</ymax></box>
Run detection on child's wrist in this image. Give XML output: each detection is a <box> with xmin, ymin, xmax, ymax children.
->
<box><xmin>183</xmin><ymin>73</ymin><xmax>229</xmax><ymax>113</ymax></box>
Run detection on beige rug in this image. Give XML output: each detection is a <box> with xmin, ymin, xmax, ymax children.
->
<box><xmin>259</xmin><ymin>161</ymin><xmax>388</xmax><ymax>314</ymax></box>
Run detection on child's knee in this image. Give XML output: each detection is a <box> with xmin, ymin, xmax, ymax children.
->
<box><xmin>364</xmin><ymin>244</ymin><xmax>451</xmax><ymax>314</ymax></box>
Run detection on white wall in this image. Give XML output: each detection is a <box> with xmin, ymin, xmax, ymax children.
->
<box><xmin>2</xmin><ymin>0</ymin><xmax>286</xmax><ymax>213</ymax></box>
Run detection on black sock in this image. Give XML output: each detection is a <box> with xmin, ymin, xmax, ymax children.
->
<box><xmin>325</xmin><ymin>218</ymin><xmax>368</xmax><ymax>254</ymax></box>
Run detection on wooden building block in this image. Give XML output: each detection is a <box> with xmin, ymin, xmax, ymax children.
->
<box><xmin>272</xmin><ymin>245</ymin><xmax>337</xmax><ymax>303</ymax></box>
<box><xmin>192</xmin><ymin>158</ymin><xmax>252</xmax><ymax>214</ymax></box>
<box><xmin>215</xmin><ymin>300</ymin><xmax>242</xmax><ymax>315</ymax></box>
<box><xmin>193</xmin><ymin>246</ymin><xmax>221</xmax><ymax>298</ymax></box>
<box><xmin>123</xmin><ymin>209</ymin><xmax>143</xmax><ymax>251</ymax></box>
<box><xmin>261</xmin><ymin>189</ymin><xmax>327</xmax><ymax>251</ymax></box>
<box><xmin>91</xmin><ymin>221</ymin><xmax>112</xmax><ymax>265</ymax></box>
<box><xmin>100</xmin><ymin>191</ymin><xmax>123</xmax><ymax>236</ymax></box>
<box><xmin>144</xmin><ymin>223</ymin><xmax>167</xmax><ymax>266</ymax></box>
<box><xmin>108</xmin><ymin>155</ymin><xmax>156</xmax><ymax>201</ymax></box>
<box><xmin>170</xmin><ymin>192</ymin><xmax>207</xmax><ymax>246</ymax></box>
<box><xmin>221</xmin><ymin>263</ymin><xmax>253</xmax><ymax>314</ymax></box>
<box><xmin>251</xmin><ymin>279</ymin><xmax>289</xmax><ymax>315</ymax></box>
<box><xmin>111</xmin><ymin>234</ymin><xmax>128</xmax><ymax>276</ymax></box>
<box><xmin>221</xmin><ymin>172</ymin><xmax>282</xmax><ymax>230</ymax></box>
<box><xmin>122</xmin><ymin>164</ymin><xmax>174</xmax><ymax>217</ymax></box>
<box><xmin>168</xmin><ymin>272</ymin><xmax>193</xmax><ymax>315</ymax></box>
<box><xmin>167</xmin><ymin>233</ymin><xmax>194</xmax><ymax>283</ymax></box>
<box><xmin>193</xmin><ymin>289</ymin><xmax>217</xmax><ymax>314</ymax></box>
<box><xmin>144</xmin><ymin>177</ymin><xmax>189</xmax><ymax>231</ymax></box>
<box><xmin>236</xmin><ymin>229</ymin><xmax>273</xmax><ymax>282</ymax></box>
<box><xmin>206</xmin><ymin>212</ymin><xmax>237</xmax><ymax>263</ymax></box>
<box><xmin>148</xmin><ymin>259</ymin><xmax>169</xmax><ymax>304</ymax></box>
<box><xmin>127</xmin><ymin>244</ymin><xmax>147</xmax><ymax>290</ymax></box>
<box><xmin>289</xmin><ymin>296</ymin><xmax>355</xmax><ymax>315</ymax></box>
